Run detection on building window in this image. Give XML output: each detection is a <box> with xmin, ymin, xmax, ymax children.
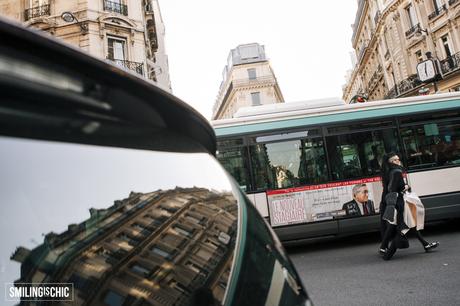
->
<box><xmin>24</xmin><ymin>0</ymin><xmax>50</xmax><ymax>21</ymax></box>
<box><xmin>185</xmin><ymin>261</ymin><xmax>203</xmax><ymax>274</ymax></box>
<box><xmin>168</xmin><ymin>280</ymin><xmax>190</xmax><ymax>294</ymax></box>
<box><xmin>130</xmin><ymin>263</ymin><xmax>152</xmax><ymax>277</ymax></box>
<box><xmin>173</xmin><ymin>225</ymin><xmax>193</xmax><ymax>237</ymax></box>
<box><xmin>247</xmin><ymin>68</ymin><xmax>257</xmax><ymax>80</ymax></box>
<box><xmin>103</xmin><ymin>290</ymin><xmax>125</xmax><ymax>306</ymax></box>
<box><xmin>117</xmin><ymin>232</ymin><xmax>140</xmax><ymax>246</ymax></box>
<box><xmin>103</xmin><ymin>0</ymin><xmax>128</xmax><ymax>16</ymax></box>
<box><xmin>406</xmin><ymin>4</ymin><xmax>418</xmax><ymax>28</ymax></box>
<box><xmin>251</xmin><ymin>92</ymin><xmax>261</xmax><ymax>106</ymax></box>
<box><xmin>441</xmin><ymin>35</ymin><xmax>452</xmax><ymax>58</ymax></box>
<box><xmin>433</xmin><ymin>0</ymin><xmax>444</xmax><ymax>11</ymax></box>
<box><xmin>107</xmin><ymin>37</ymin><xmax>126</xmax><ymax>61</ymax></box>
<box><xmin>415</xmin><ymin>50</ymin><xmax>423</xmax><ymax>63</ymax></box>
<box><xmin>151</xmin><ymin>246</ymin><xmax>173</xmax><ymax>259</ymax></box>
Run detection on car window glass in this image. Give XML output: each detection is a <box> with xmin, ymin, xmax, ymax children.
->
<box><xmin>0</xmin><ymin>136</ymin><xmax>238</xmax><ymax>306</ymax></box>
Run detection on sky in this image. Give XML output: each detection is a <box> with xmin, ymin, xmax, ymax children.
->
<box><xmin>159</xmin><ymin>1</ymin><xmax>359</xmax><ymax>120</ymax></box>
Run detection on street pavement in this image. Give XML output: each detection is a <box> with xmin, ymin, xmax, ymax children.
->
<box><xmin>287</xmin><ymin>220</ymin><xmax>460</xmax><ymax>306</ymax></box>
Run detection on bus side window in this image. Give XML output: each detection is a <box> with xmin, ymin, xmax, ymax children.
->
<box><xmin>326</xmin><ymin>129</ymin><xmax>399</xmax><ymax>180</ymax></box>
<box><xmin>216</xmin><ymin>140</ymin><xmax>251</xmax><ymax>191</ymax></box>
<box><xmin>249</xmin><ymin>138</ymin><xmax>328</xmax><ymax>190</ymax></box>
<box><xmin>299</xmin><ymin>139</ymin><xmax>328</xmax><ymax>185</ymax></box>
<box><xmin>401</xmin><ymin>119</ymin><xmax>460</xmax><ymax>168</ymax></box>
<box><xmin>250</xmin><ymin>144</ymin><xmax>278</xmax><ymax>191</ymax></box>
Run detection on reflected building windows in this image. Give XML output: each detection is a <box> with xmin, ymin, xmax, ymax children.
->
<box><xmin>103</xmin><ymin>290</ymin><xmax>125</xmax><ymax>306</ymax></box>
<box><xmin>130</xmin><ymin>263</ymin><xmax>150</xmax><ymax>277</ymax></box>
<box><xmin>10</xmin><ymin>188</ymin><xmax>237</xmax><ymax>306</ymax></box>
<box><xmin>250</xmin><ymin>137</ymin><xmax>328</xmax><ymax>190</ymax></box>
<box><xmin>151</xmin><ymin>245</ymin><xmax>174</xmax><ymax>259</ymax></box>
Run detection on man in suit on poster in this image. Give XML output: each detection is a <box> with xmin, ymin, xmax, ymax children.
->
<box><xmin>342</xmin><ymin>183</ymin><xmax>375</xmax><ymax>216</ymax></box>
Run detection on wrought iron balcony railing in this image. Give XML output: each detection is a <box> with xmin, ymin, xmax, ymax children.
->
<box><xmin>24</xmin><ymin>4</ymin><xmax>50</xmax><ymax>21</ymax></box>
<box><xmin>385</xmin><ymin>86</ymin><xmax>399</xmax><ymax>99</ymax></box>
<box><xmin>103</xmin><ymin>0</ymin><xmax>128</xmax><ymax>16</ymax></box>
<box><xmin>384</xmin><ymin>74</ymin><xmax>420</xmax><ymax>99</ymax></box>
<box><xmin>440</xmin><ymin>51</ymin><xmax>460</xmax><ymax>75</ymax></box>
<box><xmin>405</xmin><ymin>23</ymin><xmax>421</xmax><ymax>37</ymax></box>
<box><xmin>398</xmin><ymin>74</ymin><xmax>420</xmax><ymax>94</ymax></box>
<box><xmin>428</xmin><ymin>4</ymin><xmax>447</xmax><ymax>20</ymax></box>
<box><xmin>386</xmin><ymin>52</ymin><xmax>460</xmax><ymax>100</ymax></box>
<box><xmin>107</xmin><ymin>58</ymin><xmax>144</xmax><ymax>76</ymax></box>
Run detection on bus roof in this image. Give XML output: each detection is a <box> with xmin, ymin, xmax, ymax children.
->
<box><xmin>233</xmin><ymin>97</ymin><xmax>345</xmax><ymax>118</ymax></box>
<box><xmin>211</xmin><ymin>92</ymin><xmax>460</xmax><ymax>137</ymax></box>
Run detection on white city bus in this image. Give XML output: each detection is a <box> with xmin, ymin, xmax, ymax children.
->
<box><xmin>212</xmin><ymin>93</ymin><xmax>460</xmax><ymax>244</ymax></box>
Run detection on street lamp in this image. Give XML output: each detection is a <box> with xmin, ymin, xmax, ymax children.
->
<box><xmin>61</xmin><ymin>12</ymin><xmax>88</xmax><ymax>33</ymax></box>
<box><xmin>415</xmin><ymin>27</ymin><xmax>428</xmax><ymax>37</ymax></box>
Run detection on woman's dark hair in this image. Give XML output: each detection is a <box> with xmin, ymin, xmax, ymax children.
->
<box><xmin>381</xmin><ymin>152</ymin><xmax>398</xmax><ymax>189</ymax></box>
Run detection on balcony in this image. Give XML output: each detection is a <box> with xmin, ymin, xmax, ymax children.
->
<box><xmin>232</xmin><ymin>75</ymin><xmax>275</xmax><ymax>87</ymax></box>
<box><xmin>103</xmin><ymin>0</ymin><xmax>128</xmax><ymax>16</ymax></box>
<box><xmin>107</xmin><ymin>57</ymin><xmax>143</xmax><ymax>76</ymax></box>
<box><xmin>440</xmin><ymin>51</ymin><xmax>460</xmax><ymax>75</ymax></box>
<box><xmin>385</xmin><ymin>86</ymin><xmax>398</xmax><ymax>99</ymax></box>
<box><xmin>405</xmin><ymin>23</ymin><xmax>421</xmax><ymax>37</ymax></box>
<box><xmin>428</xmin><ymin>5</ymin><xmax>446</xmax><ymax>20</ymax></box>
<box><xmin>384</xmin><ymin>74</ymin><xmax>421</xmax><ymax>99</ymax></box>
<box><xmin>24</xmin><ymin>4</ymin><xmax>50</xmax><ymax>21</ymax></box>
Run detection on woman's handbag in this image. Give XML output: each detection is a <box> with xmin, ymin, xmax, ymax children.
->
<box><xmin>395</xmin><ymin>232</ymin><xmax>410</xmax><ymax>249</ymax></box>
<box><xmin>383</xmin><ymin>192</ymin><xmax>398</xmax><ymax>223</ymax></box>
<box><xmin>385</xmin><ymin>192</ymin><xmax>398</xmax><ymax>206</ymax></box>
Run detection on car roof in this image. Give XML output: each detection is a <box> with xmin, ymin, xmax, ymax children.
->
<box><xmin>0</xmin><ymin>17</ymin><xmax>216</xmax><ymax>155</ymax></box>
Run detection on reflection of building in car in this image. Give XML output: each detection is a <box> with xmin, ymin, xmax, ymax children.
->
<box><xmin>342</xmin><ymin>184</ymin><xmax>375</xmax><ymax>216</ymax></box>
<box><xmin>11</xmin><ymin>188</ymin><xmax>237</xmax><ymax>306</ymax></box>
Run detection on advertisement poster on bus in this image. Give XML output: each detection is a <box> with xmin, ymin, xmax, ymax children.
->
<box><xmin>267</xmin><ymin>177</ymin><xmax>383</xmax><ymax>227</ymax></box>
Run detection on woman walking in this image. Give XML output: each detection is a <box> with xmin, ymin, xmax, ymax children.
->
<box><xmin>379</xmin><ymin>153</ymin><xmax>439</xmax><ymax>260</ymax></box>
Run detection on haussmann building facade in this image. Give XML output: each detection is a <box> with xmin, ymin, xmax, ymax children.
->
<box><xmin>0</xmin><ymin>0</ymin><xmax>172</xmax><ymax>91</ymax></box>
<box><xmin>212</xmin><ymin>43</ymin><xmax>284</xmax><ymax>120</ymax></box>
<box><xmin>343</xmin><ymin>0</ymin><xmax>460</xmax><ymax>103</ymax></box>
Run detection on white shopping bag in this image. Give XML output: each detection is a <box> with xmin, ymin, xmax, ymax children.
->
<box><xmin>403</xmin><ymin>192</ymin><xmax>425</xmax><ymax>231</ymax></box>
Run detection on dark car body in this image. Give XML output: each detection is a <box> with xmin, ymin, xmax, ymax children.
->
<box><xmin>0</xmin><ymin>18</ymin><xmax>311</xmax><ymax>306</ymax></box>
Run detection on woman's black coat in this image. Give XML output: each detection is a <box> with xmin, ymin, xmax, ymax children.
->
<box><xmin>380</xmin><ymin>165</ymin><xmax>406</xmax><ymax>237</ymax></box>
